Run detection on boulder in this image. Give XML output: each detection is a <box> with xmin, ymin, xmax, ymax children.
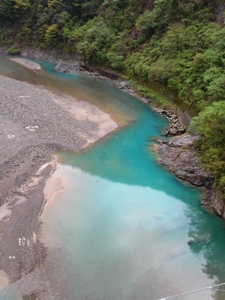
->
<box><xmin>54</xmin><ymin>61</ymin><xmax>81</xmax><ymax>74</ymax></box>
<box><xmin>153</xmin><ymin>133</ymin><xmax>222</xmax><ymax>215</ymax></box>
<box><xmin>211</xmin><ymin>189</ymin><xmax>224</xmax><ymax>216</ymax></box>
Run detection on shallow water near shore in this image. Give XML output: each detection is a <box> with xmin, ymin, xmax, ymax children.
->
<box><xmin>1</xmin><ymin>57</ymin><xmax>225</xmax><ymax>299</ymax></box>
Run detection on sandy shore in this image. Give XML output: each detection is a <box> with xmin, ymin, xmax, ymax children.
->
<box><xmin>0</xmin><ymin>59</ymin><xmax>117</xmax><ymax>299</ymax></box>
<box><xmin>9</xmin><ymin>57</ymin><xmax>42</xmax><ymax>71</ymax></box>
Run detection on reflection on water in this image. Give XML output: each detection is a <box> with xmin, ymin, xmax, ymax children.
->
<box><xmin>186</xmin><ymin>207</ymin><xmax>225</xmax><ymax>300</ymax></box>
<box><xmin>1</xmin><ymin>56</ymin><xmax>225</xmax><ymax>299</ymax></box>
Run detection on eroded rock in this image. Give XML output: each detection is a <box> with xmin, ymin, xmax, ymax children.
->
<box><xmin>153</xmin><ymin>133</ymin><xmax>224</xmax><ymax>218</ymax></box>
<box><xmin>211</xmin><ymin>189</ymin><xmax>224</xmax><ymax>216</ymax></box>
<box><xmin>54</xmin><ymin>60</ymin><xmax>81</xmax><ymax>74</ymax></box>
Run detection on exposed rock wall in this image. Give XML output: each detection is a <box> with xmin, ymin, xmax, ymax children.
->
<box><xmin>155</xmin><ymin>108</ymin><xmax>186</xmax><ymax>136</ymax></box>
<box><xmin>216</xmin><ymin>2</ymin><xmax>225</xmax><ymax>25</ymax></box>
<box><xmin>177</xmin><ymin>108</ymin><xmax>191</xmax><ymax>128</ymax></box>
<box><xmin>21</xmin><ymin>47</ymin><xmax>77</xmax><ymax>63</ymax></box>
<box><xmin>54</xmin><ymin>60</ymin><xmax>82</xmax><ymax>73</ymax></box>
<box><xmin>153</xmin><ymin>133</ymin><xmax>225</xmax><ymax>218</ymax></box>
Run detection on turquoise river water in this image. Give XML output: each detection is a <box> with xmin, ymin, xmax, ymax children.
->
<box><xmin>1</xmin><ymin>56</ymin><xmax>225</xmax><ymax>299</ymax></box>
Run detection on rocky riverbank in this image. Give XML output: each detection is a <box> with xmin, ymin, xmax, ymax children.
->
<box><xmin>153</xmin><ymin>134</ymin><xmax>225</xmax><ymax>217</ymax></box>
<box><xmin>114</xmin><ymin>78</ymin><xmax>225</xmax><ymax>218</ymax></box>
<box><xmin>153</xmin><ymin>108</ymin><xmax>186</xmax><ymax>136</ymax></box>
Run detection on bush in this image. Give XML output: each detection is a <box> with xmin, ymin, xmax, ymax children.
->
<box><xmin>7</xmin><ymin>46</ymin><xmax>21</xmax><ymax>55</ymax></box>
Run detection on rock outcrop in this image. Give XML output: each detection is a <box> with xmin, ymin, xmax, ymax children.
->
<box><xmin>116</xmin><ymin>81</ymin><xmax>136</xmax><ymax>95</ymax></box>
<box><xmin>54</xmin><ymin>60</ymin><xmax>81</xmax><ymax>73</ymax></box>
<box><xmin>153</xmin><ymin>133</ymin><xmax>225</xmax><ymax>217</ymax></box>
<box><xmin>156</xmin><ymin>108</ymin><xmax>186</xmax><ymax>136</ymax></box>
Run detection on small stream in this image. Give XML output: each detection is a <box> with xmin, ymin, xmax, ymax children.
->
<box><xmin>1</xmin><ymin>57</ymin><xmax>225</xmax><ymax>299</ymax></box>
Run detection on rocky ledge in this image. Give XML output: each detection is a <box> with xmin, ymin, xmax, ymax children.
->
<box><xmin>54</xmin><ymin>60</ymin><xmax>82</xmax><ymax>73</ymax></box>
<box><xmin>153</xmin><ymin>133</ymin><xmax>225</xmax><ymax>218</ymax></box>
<box><xmin>115</xmin><ymin>81</ymin><xmax>136</xmax><ymax>96</ymax></box>
<box><xmin>154</xmin><ymin>108</ymin><xmax>186</xmax><ymax>136</ymax></box>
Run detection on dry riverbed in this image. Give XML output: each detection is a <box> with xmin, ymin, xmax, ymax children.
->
<box><xmin>0</xmin><ymin>59</ymin><xmax>117</xmax><ymax>299</ymax></box>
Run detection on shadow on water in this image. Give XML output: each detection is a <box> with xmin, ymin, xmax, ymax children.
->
<box><xmin>186</xmin><ymin>206</ymin><xmax>225</xmax><ymax>300</ymax></box>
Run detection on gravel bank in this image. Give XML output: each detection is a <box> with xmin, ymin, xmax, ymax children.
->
<box><xmin>0</xmin><ymin>73</ymin><xmax>117</xmax><ymax>298</ymax></box>
<box><xmin>9</xmin><ymin>58</ymin><xmax>41</xmax><ymax>71</ymax></box>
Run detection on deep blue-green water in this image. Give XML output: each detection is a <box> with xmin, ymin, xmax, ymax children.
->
<box><xmin>1</xmin><ymin>56</ymin><xmax>225</xmax><ymax>299</ymax></box>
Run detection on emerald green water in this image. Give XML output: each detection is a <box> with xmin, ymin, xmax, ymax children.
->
<box><xmin>1</xmin><ymin>57</ymin><xmax>225</xmax><ymax>299</ymax></box>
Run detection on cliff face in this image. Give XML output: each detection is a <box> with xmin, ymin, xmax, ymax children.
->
<box><xmin>154</xmin><ymin>133</ymin><xmax>225</xmax><ymax>218</ymax></box>
<box><xmin>216</xmin><ymin>2</ymin><xmax>225</xmax><ymax>24</ymax></box>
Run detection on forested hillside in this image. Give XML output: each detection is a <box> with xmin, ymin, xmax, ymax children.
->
<box><xmin>1</xmin><ymin>0</ymin><xmax>225</xmax><ymax>201</ymax></box>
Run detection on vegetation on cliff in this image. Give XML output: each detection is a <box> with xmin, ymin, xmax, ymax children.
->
<box><xmin>1</xmin><ymin>0</ymin><xmax>225</xmax><ymax>198</ymax></box>
<box><xmin>190</xmin><ymin>101</ymin><xmax>225</xmax><ymax>198</ymax></box>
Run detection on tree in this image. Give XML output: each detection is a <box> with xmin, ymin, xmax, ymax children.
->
<box><xmin>44</xmin><ymin>24</ymin><xmax>59</xmax><ymax>47</ymax></box>
<box><xmin>0</xmin><ymin>0</ymin><xmax>14</xmax><ymax>21</ymax></box>
<box><xmin>14</xmin><ymin>0</ymin><xmax>30</xmax><ymax>11</ymax></box>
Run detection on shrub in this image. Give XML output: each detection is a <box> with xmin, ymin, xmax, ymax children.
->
<box><xmin>7</xmin><ymin>46</ymin><xmax>21</xmax><ymax>55</ymax></box>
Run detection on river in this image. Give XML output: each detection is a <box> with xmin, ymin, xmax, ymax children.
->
<box><xmin>1</xmin><ymin>56</ymin><xmax>225</xmax><ymax>299</ymax></box>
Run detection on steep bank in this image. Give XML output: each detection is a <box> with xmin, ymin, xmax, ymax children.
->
<box><xmin>153</xmin><ymin>134</ymin><xmax>225</xmax><ymax>217</ymax></box>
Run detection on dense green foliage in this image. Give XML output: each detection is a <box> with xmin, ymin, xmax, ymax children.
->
<box><xmin>1</xmin><ymin>0</ymin><xmax>225</xmax><ymax>198</ymax></box>
<box><xmin>190</xmin><ymin>102</ymin><xmax>225</xmax><ymax>197</ymax></box>
<box><xmin>6</xmin><ymin>45</ymin><xmax>21</xmax><ymax>55</ymax></box>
